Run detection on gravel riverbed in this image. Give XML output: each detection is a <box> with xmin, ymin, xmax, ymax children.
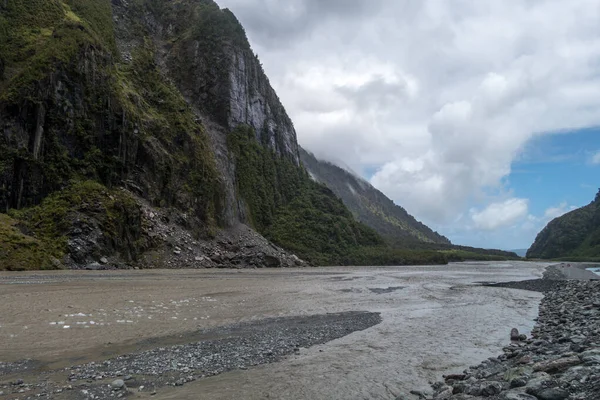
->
<box><xmin>0</xmin><ymin>312</ymin><xmax>380</xmax><ymax>399</ymax></box>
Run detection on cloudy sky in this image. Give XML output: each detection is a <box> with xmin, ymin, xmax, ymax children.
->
<box><xmin>217</xmin><ymin>0</ymin><xmax>600</xmax><ymax>250</ymax></box>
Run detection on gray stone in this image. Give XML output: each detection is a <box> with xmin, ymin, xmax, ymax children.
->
<box><xmin>500</xmin><ymin>390</ymin><xmax>538</xmax><ymax>400</ymax></box>
<box><xmin>580</xmin><ymin>349</ymin><xmax>600</xmax><ymax>364</ymax></box>
<box><xmin>510</xmin><ymin>377</ymin><xmax>527</xmax><ymax>388</ymax></box>
<box><xmin>263</xmin><ymin>255</ymin><xmax>281</xmax><ymax>268</ymax></box>
<box><xmin>559</xmin><ymin>365</ymin><xmax>595</xmax><ymax>384</ymax></box>
<box><xmin>480</xmin><ymin>381</ymin><xmax>503</xmax><ymax>396</ymax></box>
<box><xmin>99</xmin><ymin>257</ymin><xmax>108</xmax><ymax>264</ymax></box>
<box><xmin>111</xmin><ymin>379</ymin><xmax>125</xmax><ymax>390</ymax></box>
<box><xmin>85</xmin><ymin>262</ymin><xmax>102</xmax><ymax>271</ymax></box>
<box><xmin>433</xmin><ymin>388</ymin><xmax>453</xmax><ymax>400</ymax></box>
<box><xmin>537</xmin><ymin>388</ymin><xmax>569</xmax><ymax>400</ymax></box>
<box><xmin>533</xmin><ymin>355</ymin><xmax>581</xmax><ymax>372</ymax></box>
<box><xmin>524</xmin><ymin>374</ymin><xmax>552</xmax><ymax>396</ymax></box>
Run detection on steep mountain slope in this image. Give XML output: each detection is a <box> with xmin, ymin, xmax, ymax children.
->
<box><xmin>0</xmin><ymin>0</ymin><xmax>450</xmax><ymax>268</ymax></box>
<box><xmin>527</xmin><ymin>190</ymin><xmax>600</xmax><ymax>260</ymax></box>
<box><xmin>300</xmin><ymin>148</ymin><xmax>450</xmax><ymax>245</ymax></box>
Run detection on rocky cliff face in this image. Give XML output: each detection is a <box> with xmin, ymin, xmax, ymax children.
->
<box><xmin>0</xmin><ymin>0</ymin><xmax>312</xmax><ymax>269</ymax></box>
<box><xmin>527</xmin><ymin>190</ymin><xmax>600</xmax><ymax>260</ymax></box>
<box><xmin>110</xmin><ymin>0</ymin><xmax>300</xmax><ymax>226</ymax></box>
<box><xmin>228</xmin><ymin>48</ymin><xmax>300</xmax><ymax>163</ymax></box>
<box><xmin>300</xmin><ymin>148</ymin><xmax>451</xmax><ymax>246</ymax></box>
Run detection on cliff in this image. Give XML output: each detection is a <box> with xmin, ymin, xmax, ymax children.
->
<box><xmin>0</xmin><ymin>0</ymin><xmax>452</xmax><ymax>269</ymax></box>
<box><xmin>527</xmin><ymin>190</ymin><xmax>600</xmax><ymax>260</ymax></box>
<box><xmin>300</xmin><ymin>148</ymin><xmax>451</xmax><ymax>245</ymax></box>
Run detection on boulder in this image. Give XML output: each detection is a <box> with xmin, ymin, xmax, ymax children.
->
<box><xmin>263</xmin><ymin>255</ymin><xmax>281</xmax><ymax>268</ymax></box>
<box><xmin>536</xmin><ymin>388</ymin><xmax>569</xmax><ymax>400</ymax></box>
<box><xmin>533</xmin><ymin>356</ymin><xmax>581</xmax><ymax>373</ymax></box>
<box><xmin>111</xmin><ymin>379</ymin><xmax>125</xmax><ymax>390</ymax></box>
<box><xmin>524</xmin><ymin>374</ymin><xmax>553</xmax><ymax>397</ymax></box>
<box><xmin>500</xmin><ymin>390</ymin><xmax>538</xmax><ymax>400</ymax></box>
<box><xmin>85</xmin><ymin>262</ymin><xmax>102</xmax><ymax>271</ymax></box>
<box><xmin>580</xmin><ymin>349</ymin><xmax>600</xmax><ymax>365</ymax></box>
<box><xmin>511</xmin><ymin>328</ymin><xmax>520</xmax><ymax>341</ymax></box>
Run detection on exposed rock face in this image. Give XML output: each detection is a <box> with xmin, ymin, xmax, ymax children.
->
<box><xmin>228</xmin><ymin>48</ymin><xmax>300</xmax><ymax>164</ymax></box>
<box><xmin>110</xmin><ymin>0</ymin><xmax>300</xmax><ymax>227</ymax></box>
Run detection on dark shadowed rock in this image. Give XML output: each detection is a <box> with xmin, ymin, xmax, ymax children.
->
<box><xmin>263</xmin><ymin>255</ymin><xmax>281</xmax><ymax>268</ymax></box>
<box><xmin>536</xmin><ymin>388</ymin><xmax>569</xmax><ymax>400</ymax></box>
<box><xmin>511</xmin><ymin>328</ymin><xmax>520</xmax><ymax>341</ymax></box>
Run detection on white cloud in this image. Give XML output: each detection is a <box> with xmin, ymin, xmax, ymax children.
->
<box><xmin>591</xmin><ymin>151</ymin><xmax>600</xmax><ymax>165</ymax></box>
<box><xmin>520</xmin><ymin>202</ymin><xmax>576</xmax><ymax>239</ymax></box>
<box><xmin>543</xmin><ymin>202</ymin><xmax>576</xmax><ymax>220</ymax></box>
<box><xmin>471</xmin><ymin>198</ymin><xmax>529</xmax><ymax>231</ymax></box>
<box><xmin>219</xmin><ymin>0</ymin><xmax>600</xmax><ymax>239</ymax></box>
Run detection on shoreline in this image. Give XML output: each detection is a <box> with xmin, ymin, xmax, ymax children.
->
<box><xmin>426</xmin><ymin>265</ymin><xmax>600</xmax><ymax>400</ymax></box>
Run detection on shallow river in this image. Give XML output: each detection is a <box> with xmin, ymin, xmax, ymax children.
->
<box><xmin>152</xmin><ymin>261</ymin><xmax>547</xmax><ymax>399</ymax></box>
<box><xmin>0</xmin><ymin>262</ymin><xmax>548</xmax><ymax>399</ymax></box>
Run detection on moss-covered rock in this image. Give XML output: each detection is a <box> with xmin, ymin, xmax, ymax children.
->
<box><xmin>8</xmin><ymin>180</ymin><xmax>153</xmax><ymax>267</ymax></box>
<box><xmin>0</xmin><ymin>213</ymin><xmax>57</xmax><ymax>271</ymax></box>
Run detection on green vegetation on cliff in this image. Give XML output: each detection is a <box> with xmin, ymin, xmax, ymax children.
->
<box><xmin>0</xmin><ymin>0</ymin><xmax>222</xmax><ymax>224</ymax></box>
<box><xmin>0</xmin><ymin>213</ymin><xmax>56</xmax><ymax>271</ymax></box>
<box><xmin>228</xmin><ymin>126</ymin><xmax>457</xmax><ymax>266</ymax></box>
<box><xmin>1</xmin><ymin>180</ymin><xmax>149</xmax><ymax>270</ymax></box>
<box><xmin>527</xmin><ymin>190</ymin><xmax>600</xmax><ymax>260</ymax></box>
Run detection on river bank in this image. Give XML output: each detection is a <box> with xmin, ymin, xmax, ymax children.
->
<box><xmin>428</xmin><ymin>265</ymin><xmax>600</xmax><ymax>400</ymax></box>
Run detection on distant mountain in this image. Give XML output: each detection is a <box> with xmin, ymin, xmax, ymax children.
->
<box><xmin>527</xmin><ymin>190</ymin><xmax>600</xmax><ymax>260</ymax></box>
<box><xmin>511</xmin><ymin>249</ymin><xmax>528</xmax><ymax>257</ymax></box>
<box><xmin>299</xmin><ymin>148</ymin><xmax>451</xmax><ymax>246</ymax></box>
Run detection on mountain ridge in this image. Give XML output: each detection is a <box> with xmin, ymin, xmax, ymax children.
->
<box><xmin>300</xmin><ymin>148</ymin><xmax>450</xmax><ymax>246</ymax></box>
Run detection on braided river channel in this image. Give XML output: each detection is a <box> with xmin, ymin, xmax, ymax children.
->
<box><xmin>0</xmin><ymin>262</ymin><xmax>549</xmax><ymax>399</ymax></box>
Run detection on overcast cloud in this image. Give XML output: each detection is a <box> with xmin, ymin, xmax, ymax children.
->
<box><xmin>218</xmin><ymin>0</ymin><xmax>600</xmax><ymax>248</ymax></box>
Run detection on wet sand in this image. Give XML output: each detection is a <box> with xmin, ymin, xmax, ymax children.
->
<box><xmin>0</xmin><ymin>262</ymin><xmax>549</xmax><ymax>399</ymax></box>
